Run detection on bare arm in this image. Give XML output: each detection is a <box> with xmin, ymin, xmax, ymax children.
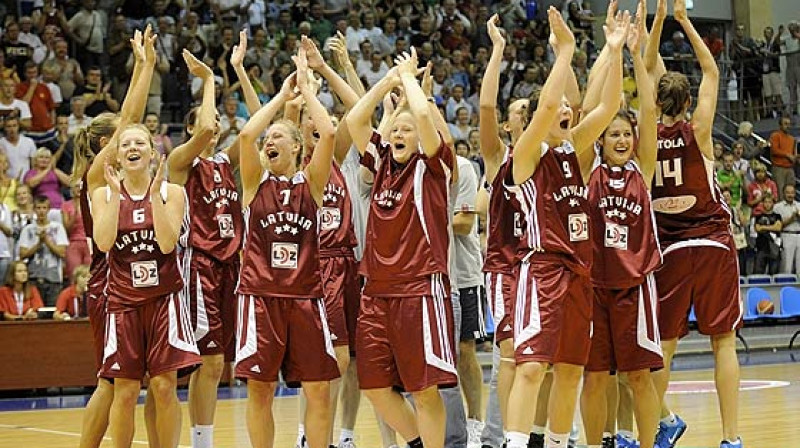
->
<box><xmin>629</xmin><ymin>3</ymin><xmax>658</xmax><ymax>188</ymax></box>
<box><xmin>303</xmin><ymin>36</ymin><xmax>360</xmax><ymax>109</ymax></box>
<box><xmin>150</xmin><ymin>180</ymin><xmax>185</xmax><ymax>254</ymax></box>
<box><xmin>331</xmin><ymin>32</ymin><xmax>366</xmax><ymax>98</ymax></box>
<box><xmin>231</xmin><ymin>30</ymin><xmax>262</xmax><ymax>116</ymax></box>
<box><xmin>345</xmin><ymin>71</ymin><xmax>399</xmax><ymax>156</ymax></box>
<box><xmin>167</xmin><ymin>51</ymin><xmax>217</xmax><ymax>185</ymax></box>
<box><xmin>397</xmin><ymin>49</ymin><xmax>441</xmax><ymax>158</ymax></box>
<box><xmin>644</xmin><ymin>0</ymin><xmax>667</xmax><ymax>83</ymax></box>
<box><xmin>479</xmin><ymin>14</ymin><xmax>508</xmax><ymax>183</ymax></box>
<box><xmin>91</xmin><ymin>168</ymin><xmax>121</xmax><ymax>253</ymax></box>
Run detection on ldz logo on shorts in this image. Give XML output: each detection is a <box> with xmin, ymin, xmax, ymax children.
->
<box><xmin>271</xmin><ymin>242</ymin><xmax>298</xmax><ymax>269</ymax></box>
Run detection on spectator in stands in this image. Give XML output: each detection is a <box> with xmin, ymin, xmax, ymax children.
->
<box><xmin>731</xmin><ymin>140</ymin><xmax>754</xmax><ymax>186</ymax></box>
<box><xmin>11</xmin><ymin>185</ymin><xmax>37</xmax><ymax>251</ymax></box>
<box><xmin>722</xmin><ymin>188</ymin><xmax>749</xmax><ymax>275</ymax></box>
<box><xmin>749</xmin><ymin>162</ymin><xmax>780</xmax><ymax>216</ymax></box>
<box><xmin>718</xmin><ymin>152</ymin><xmax>745</xmax><ymax>206</ymax></box>
<box><xmin>761</xmin><ymin>26</ymin><xmax>784</xmax><ymax>118</ymax></box>
<box><xmin>241</xmin><ymin>0</ymin><xmax>267</xmax><ymax>33</ymax></box>
<box><xmin>108</xmin><ymin>13</ymin><xmax>134</xmax><ymax>103</ymax></box>
<box><xmin>61</xmin><ymin>183</ymin><xmax>90</xmax><ymax>282</ymax></box>
<box><xmin>752</xmin><ymin>193</ymin><xmax>783</xmax><ymax>275</ymax></box>
<box><xmin>713</xmin><ymin>140</ymin><xmax>725</xmax><ymax>171</ymax></box>
<box><xmin>15</xmin><ymin>61</ymin><xmax>57</xmax><ymax>147</ymax></box>
<box><xmin>0</xmin><ymin>261</ymin><xmax>43</xmax><ymax>320</ymax></box>
<box><xmin>67</xmin><ymin>96</ymin><xmax>92</xmax><ymax>136</ymax></box>
<box><xmin>18</xmin><ymin>195</ymin><xmax>68</xmax><ymax>306</ymax></box>
<box><xmin>40</xmin><ymin>64</ymin><xmax>63</xmax><ymax>112</ymax></box>
<box><xmin>57</xmin><ymin>0</ymin><xmax>107</xmax><ymax>70</ymax></box>
<box><xmin>572</xmin><ymin>49</ymin><xmax>589</xmax><ymax>93</ymax></box>
<box><xmin>75</xmin><ymin>66</ymin><xmax>119</xmax><ymax>116</ymax></box>
<box><xmin>32</xmin><ymin>25</ymin><xmax>59</xmax><ymax>65</ymax></box>
<box><xmin>309</xmin><ymin>2</ymin><xmax>335</xmax><ymax>45</ymax></box>
<box><xmin>43</xmin><ymin>38</ymin><xmax>84</xmax><ymax>102</ymax></box>
<box><xmin>1</xmin><ymin>22</ymin><xmax>34</xmax><ymax>79</ymax></box>
<box><xmin>782</xmin><ymin>21</ymin><xmax>800</xmax><ymax>117</ymax></box>
<box><xmin>154</xmin><ymin>17</ymin><xmax>178</xmax><ymax>66</ymax></box>
<box><xmin>0</xmin><ymin>51</ymin><xmax>21</xmax><ymax>85</ymax></box>
<box><xmin>218</xmin><ymin>95</ymin><xmax>246</xmax><ymax>150</ymax></box>
<box><xmin>492</xmin><ymin>0</ymin><xmax>525</xmax><ymax>31</ymax></box>
<box><xmin>448</xmin><ymin>106</ymin><xmax>474</xmax><ymax>142</ymax></box>
<box><xmin>17</xmin><ymin>16</ymin><xmax>43</xmax><ymax>52</ymax></box>
<box><xmin>736</xmin><ymin>120</ymin><xmax>765</xmax><ymax>160</ymax></box>
<box><xmin>0</xmin><ymin>78</ymin><xmax>33</xmax><ymax>130</ymax></box>
<box><xmin>769</xmin><ymin>116</ymin><xmax>797</xmax><ymax>200</ymax></box>
<box><xmin>144</xmin><ymin>112</ymin><xmax>173</xmax><ymax>155</ymax></box>
<box><xmin>53</xmin><ymin>115</ymin><xmax>75</xmax><ymax>175</ymax></box>
<box><xmin>360</xmin><ymin>52</ymin><xmax>389</xmax><ymax>89</ymax></box>
<box><xmin>125</xmin><ymin>46</ymin><xmax>170</xmax><ymax>117</ymax></box>
<box><xmin>53</xmin><ymin>264</ymin><xmax>90</xmax><ymax>320</ymax></box>
<box><xmin>0</xmin><ymin>189</ymin><xmax>12</xmax><ymax>281</ymax></box>
<box><xmin>435</xmin><ymin>0</ymin><xmax>472</xmax><ymax>38</ymax></box>
<box><xmin>445</xmin><ymin>84</ymin><xmax>472</xmax><ymax>122</ymax></box>
<box><xmin>731</xmin><ymin>24</ymin><xmax>763</xmax><ymax>119</ymax></box>
<box><xmin>0</xmin><ymin>115</ymin><xmax>37</xmax><ymax>178</ymax></box>
<box><xmin>410</xmin><ymin>15</ymin><xmax>437</xmax><ymax>49</ymax></box>
<box><xmin>703</xmin><ymin>26</ymin><xmax>724</xmax><ymax>60</ymax></box>
<box><xmin>210</xmin><ymin>26</ymin><xmax>238</xmax><ymax>83</ymax></box>
<box><xmin>774</xmin><ymin>184</ymin><xmax>800</xmax><ymax>274</ymax></box>
<box><xmin>0</xmin><ymin>153</ymin><xmax>19</xmax><ymax>211</ymax></box>
<box><xmin>660</xmin><ymin>30</ymin><xmax>693</xmax><ymax>75</ymax></box>
<box><xmin>355</xmin><ymin>40</ymin><xmax>383</xmax><ymax>75</ymax></box>
<box><xmin>372</xmin><ymin>16</ymin><xmax>397</xmax><ymax>55</ymax></box>
<box><xmin>23</xmin><ymin>148</ymin><xmax>70</xmax><ymax>209</ymax></box>
<box><xmin>511</xmin><ymin>64</ymin><xmax>541</xmax><ymax>102</ymax></box>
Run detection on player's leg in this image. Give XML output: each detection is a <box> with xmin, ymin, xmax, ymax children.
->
<box><xmin>605</xmin><ymin>374</ymin><xmax>619</xmax><ymax>438</ymax></box>
<box><xmin>78</xmin><ymin>378</ymin><xmax>114</xmax><ymax>448</ymax></box>
<box><xmin>615</xmin><ymin>375</ymin><xmax>637</xmax><ymax>447</ymax></box>
<box><xmin>652</xmin><ymin>337</ymin><xmax>679</xmax><ymax>416</ymax></box>
<box><xmin>329</xmin><ymin>346</ymin><xmax>351</xmax><ymax>444</ymax></box>
<box><xmin>188</xmin><ymin>354</ymin><xmax>224</xmax><ymax>447</ymax></box>
<box><xmin>581</xmin><ymin>288</ymin><xmax>613</xmax><ymax>446</ymax></box>
<box><xmin>338</xmin><ymin>360</ymin><xmax>361</xmax><ymax>447</ymax></box>
<box><xmin>363</xmin><ymin>387</ymin><xmax>420</xmax><ymax>441</ymax></box>
<box><xmin>580</xmin><ymin>371</ymin><xmax>610</xmax><ymax>446</ymax></box>
<box><xmin>711</xmin><ymin>331</ymin><xmax>740</xmax><ymax>443</ymax></box>
<box><xmin>412</xmin><ymin>386</ymin><xmax>448</xmax><ymax>448</ymax></box>
<box><xmin>443</xmin><ymin>289</ymin><xmax>467</xmax><ymax>448</ymax></box>
<box><xmin>149</xmin><ymin>371</ymin><xmax>182</xmax><ymax>448</ymax></box>
<box><xmin>546</xmin><ymin>363</ymin><xmax>584</xmax><ymax>447</ymax></box>
<box><xmin>626</xmin><ymin>369</ymin><xmax>658</xmax><ymax>448</ymax></box>
<box><xmin>530</xmin><ymin>371</ymin><xmax>552</xmax><ymax>448</ymax></box>
<box><xmin>246</xmin><ymin>380</ymin><xmax>277</xmax><ymax>448</ymax></box>
<box><xmin>458</xmin><ymin>286</ymin><xmax>485</xmax><ymax>426</ymax></box>
<box><xmin>480</xmin><ymin>341</ymin><xmax>505</xmax><ymax>448</ymax></box>
<box><xmin>109</xmin><ymin>378</ymin><xmax>140</xmax><ymax>448</ymax></box>
<box><xmin>302</xmin><ymin>381</ymin><xmax>333</xmax><ymax>448</ymax></box>
<box><xmin>144</xmin><ymin>385</ymin><xmax>161</xmax><ymax>448</ymax></box>
<box><xmin>505</xmin><ymin>360</ymin><xmax>547</xmax><ymax>448</ymax></box>
<box><xmin>338</xmin><ymin>261</ymin><xmax>362</xmax><ymax>448</ymax></box>
<box><xmin>376</xmin><ymin>414</ymin><xmax>400</xmax><ymax>448</ymax></box>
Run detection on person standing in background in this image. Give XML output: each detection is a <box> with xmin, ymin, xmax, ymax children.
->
<box><xmin>769</xmin><ymin>116</ymin><xmax>796</xmax><ymax>200</ymax></box>
<box><xmin>775</xmin><ymin>184</ymin><xmax>800</xmax><ymax>274</ymax></box>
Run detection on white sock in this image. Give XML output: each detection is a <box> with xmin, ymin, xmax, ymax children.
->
<box><xmin>191</xmin><ymin>427</ymin><xmax>197</xmax><ymax>447</ymax></box>
<box><xmin>544</xmin><ymin>430</ymin><xmax>570</xmax><ymax>448</ymax></box>
<box><xmin>602</xmin><ymin>431</ymin><xmax>613</xmax><ymax>439</ymax></box>
<box><xmin>506</xmin><ymin>431</ymin><xmax>529</xmax><ymax>448</ymax></box>
<box><xmin>194</xmin><ymin>425</ymin><xmax>214</xmax><ymax>448</ymax></box>
<box><xmin>339</xmin><ymin>428</ymin><xmax>354</xmax><ymax>444</ymax></box>
<box><xmin>618</xmin><ymin>429</ymin><xmax>635</xmax><ymax>440</ymax></box>
<box><xmin>660</xmin><ymin>412</ymin><xmax>677</xmax><ymax>425</ymax></box>
<box><xmin>531</xmin><ymin>425</ymin><xmax>546</xmax><ymax>435</ymax></box>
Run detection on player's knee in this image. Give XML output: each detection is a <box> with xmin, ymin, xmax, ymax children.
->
<box><xmin>247</xmin><ymin>380</ymin><xmax>276</xmax><ymax>404</ymax></box>
<box><xmin>516</xmin><ymin>361</ymin><xmax>547</xmax><ymax>383</ymax></box>
<box><xmin>710</xmin><ymin>331</ymin><xmax>736</xmax><ymax>349</ymax></box>
<box><xmin>199</xmin><ymin>355</ymin><xmax>225</xmax><ymax>380</ymax></box>
<box><xmin>583</xmin><ymin>371</ymin><xmax>609</xmax><ymax>393</ymax></box>
<box><xmin>410</xmin><ymin>386</ymin><xmax>442</xmax><ymax>410</ymax></box>
<box><xmin>149</xmin><ymin>375</ymin><xmax>178</xmax><ymax>404</ymax></box>
<box><xmin>302</xmin><ymin>381</ymin><xmax>331</xmax><ymax>403</ymax></box>
<box><xmin>498</xmin><ymin>339</ymin><xmax>515</xmax><ymax>359</ymax></box>
<box><xmin>624</xmin><ymin>370</ymin><xmax>652</xmax><ymax>391</ymax></box>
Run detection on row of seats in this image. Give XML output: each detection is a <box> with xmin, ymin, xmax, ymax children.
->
<box><xmin>745</xmin><ymin>287</ymin><xmax>800</xmax><ymax>321</ymax></box>
<box><xmin>741</xmin><ymin>274</ymin><xmax>799</xmax><ymax>285</ymax></box>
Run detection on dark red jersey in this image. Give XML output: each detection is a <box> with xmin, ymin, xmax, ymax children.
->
<box><xmin>180</xmin><ymin>153</ymin><xmax>243</xmax><ymax>263</ymax></box>
<box><xmin>510</xmin><ymin>141</ymin><xmax>592</xmax><ymax>276</ymax></box>
<box><xmin>359</xmin><ymin>131</ymin><xmax>454</xmax><ymax>297</ymax></box>
<box><xmin>105</xmin><ymin>183</ymin><xmax>184</xmax><ymax>305</ymax></box>
<box><xmin>319</xmin><ymin>161</ymin><xmax>358</xmax><ymax>255</ymax></box>
<box><xmin>651</xmin><ymin>121</ymin><xmax>732</xmax><ymax>246</ymax></box>
<box><xmin>79</xmin><ymin>175</ymin><xmax>107</xmax><ymax>294</ymax></box>
<box><xmin>589</xmin><ymin>160</ymin><xmax>662</xmax><ymax>289</ymax></box>
<box><xmin>237</xmin><ymin>170</ymin><xmax>323</xmax><ymax>299</ymax></box>
<box><xmin>483</xmin><ymin>147</ymin><xmax>526</xmax><ymax>274</ymax></box>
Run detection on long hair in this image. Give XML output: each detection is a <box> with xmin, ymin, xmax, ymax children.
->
<box><xmin>5</xmin><ymin>261</ymin><xmax>33</xmax><ymax>301</ymax></box>
<box><xmin>71</xmin><ymin>113</ymin><xmax>119</xmax><ymax>187</ymax></box>
<box><xmin>657</xmin><ymin>72</ymin><xmax>691</xmax><ymax>118</ymax></box>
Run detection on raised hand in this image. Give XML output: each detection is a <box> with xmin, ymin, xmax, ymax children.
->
<box><xmin>143</xmin><ymin>24</ymin><xmax>157</xmax><ymax>63</ymax></box>
<box><xmin>487</xmin><ymin>14</ymin><xmax>505</xmax><ymax>47</ymax></box>
<box><xmin>604</xmin><ymin>9</ymin><xmax>630</xmax><ymax>50</ymax></box>
<box><xmin>394</xmin><ymin>47</ymin><xmax>419</xmax><ymax>79</ymax></box>
<box><xmin>131</xmin><ymin>29</ymin><xmax>145</xmax><ymax>63</ymax></box>
<box><xmin>279</xmin><ymin>72</ymin><xmax>299</xmax><ymax>99</ymax></box>
<box><xmin>605</xmin><ymin>0</ymin><xmax>618</xmax><ymax>32</ymax></box>
<box><xmin>302</xmin><ymin>36</ymin><xmax>326</xmax><ymax>70</ymax></box>
<box><xmin>627</xmin><ymin>7</ymin><xmax>642</xmax><ymax>54</ymax></box>
<box><xmin>104</xmin><ymin>161</ymin><xmax>121</xmax><ymax>193</ymax></box>
<box><xmin>183</xmin><ymin>49</ymin><xmax>214</xmax><ymax>79</ymax></box>
<box><xmin>230</xmin><ymin>30</ymin><xmax>248</xmax><ymax>67</ymax></box>
<box><xmin>293</xmin><ymin>48</ymin><xmax>310</xmax><ymax>92</ymax></box>
<box><xmin>330</xmin><ymin>32</ymin><xmax>350</xmax><ymax>69</ymax></box>
<box><xmin>655</xmin><ymin>0</ymin><xmax>667</xmax><ymax>20</ymax></box>
<box><xmin>149</xmin><ymin>155</ymin><xmax>166</xmax><ymax>198</ymax></box>
<box><xmin>548</xmin><ymin>6</ymin><xmax>576</xmax><ymax>53</ymax></box>
<box><xmin>420</xmin><ymin>61</ymin><xmax>433</xmax><ymax>96</ymax></box>
<box><xmin>674</xmin><ymin>0</ymin><xmax>688</xmax><ymax>22</ymax></box>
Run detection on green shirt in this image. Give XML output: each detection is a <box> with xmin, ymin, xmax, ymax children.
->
<box><xmin>717</xmin><ymin>169</ymin><xmax>743</xmax><ymax>205</ymax></box>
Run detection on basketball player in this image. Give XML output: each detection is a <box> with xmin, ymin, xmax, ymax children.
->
<box><xmin>167</xmin><ymin>34</ymin><xmax>260</xmax><ymax>448</ymax></box>
<box><xmin>72</xmin><ymin>27</ymin><xmax>160</xmax><ymax>448</ymax></box>
<box><xmin>477</xmin><ymin>13</ymin><xmax>530</xmax><ymax>447</ymax></box>
<box><xmin>580</xmin><ymin>6</ymin><xmax>662</xmax><ymax>448</ymax></box>
<box><xmin>235</xmin><ymin>48</ymin><xmax>339</xmax><ymax>448</ymax></box>
<box><xmin>346</xmin><ymin>48</ymin><xmax>456</xmax><ymax>448</ymax></box>
<box><xmin>646</xmin><ymin>1</ymin><xmax>743</xmax><ymax>447</ymax></box>
<box><xmin>504</xmin><ymin>8</ymin><xmax>627</xmax><ymax>448</ymax></box>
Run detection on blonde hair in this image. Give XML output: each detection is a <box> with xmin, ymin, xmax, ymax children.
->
<box><xmin>267</xmin><ymin>119</ymin><xmax>304</xmax><ymax>166</ymax></box>
<box><xmin>34</xmin><ymin>147</ymin><xmax>52</xmax><ymax>158</ymax></box>
<box><xmin>657</xmin><ymin>72</ymin><xmax>691</xmax><ymax>118</ymax></box>
<box><xmin>71</xmin><ymin>113</ymin><xmax>119</xmax><ymax>187</ymax></box>
<box><xmin>738</xmin><ymin>121</ymin><xmax>753</xmax><ymax>136</ymax></box>
<box><xmin>71</xmin><ymin>264</ymin><xmax>90</xmax><ymax>283</ymax></box>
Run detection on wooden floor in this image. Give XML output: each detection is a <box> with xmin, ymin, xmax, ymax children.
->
<box><xmin>0</xmin><ymin>362</ymin><xmax>797</xmax><ymax>448</ymax></box>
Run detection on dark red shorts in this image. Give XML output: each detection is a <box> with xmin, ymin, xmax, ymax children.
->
<box><xmin>87</xmin><ymin>289</ymin><xmax>106</xmax><ymax>371</ymax></box>
<box><xmin>485</xmin><ymin>271</ymin><xmax>516</xmax><ymax>344</ymax></box>
<box><xmin>321</xmin><ymin>253</ymin><xmax>360</xmax><ymax>349</ymax></box>
<box><xmin>182</xmin><ymin>248</ymin><xmax>239</xmax><ymax>360</ymax></box>
<box><xmin>513</xmin><ymin>256</ymin><xmax>592</xmax><ymax>366</ymax></box>
<box><xmin>586</xmin><ymin>274</ymin><xmax>664</xmax><ymax>372</ymax></box>
<box><xmin>356</xmin><ymin>275</ymin><xmax>458</xmax><ymax>392</ymax></box>
<box><xmin>655</xmin><ymin>238</ymin><xmax>743</xmax><ymax>340</ymax></box>
<box><xmin>234</xmin><ymin>295</ymin><xmax>340</xmax><ymax>386</ymax></box>
<box><xmin>100</xmin><ymin>294</ymin><xmax>201</xmax><ymax>380</ymax></box>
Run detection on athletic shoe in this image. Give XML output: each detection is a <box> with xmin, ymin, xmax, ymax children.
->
<box><xmin>616</xmin><ymin>433</ymin><xmax>640</xmax><ymax>448</ymax></box>
<box><xmin>467</xmin><ymin>419</ymin><xmax>484</xmax><ymax>448</ymax></box>
<box><xmin>654</xmin><ymin>414</ymin><xmax>687</xmax><ymax>448</ymax></box>
<box><xmin>720</xmin><ymin>437</ymin><xmax>743</xmax><ymax>448</ymax></box>
<box><xmin>338</xmin><ymin>439</ymin><xmax>356</xmax><ymax>448</ymax></box>
<box><xmin>527</xmin><ymin>433</ymin><xmax>544</xmax><ymax>448</ymax></box>
<box><xmin>602</xmin><ymin>435</ymin><xmax>615</xmax><ymax>448</ymax></box>
<box><xmin>295</xmin><ymin>436</ymin><xmax>308</xmax><ymax>448</ymax></box>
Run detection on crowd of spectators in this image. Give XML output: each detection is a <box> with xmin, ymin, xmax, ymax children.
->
<box><xmin>0</xmin><ymin>0</ymin><xmax>799</xmax><ymax>318</ymax></box>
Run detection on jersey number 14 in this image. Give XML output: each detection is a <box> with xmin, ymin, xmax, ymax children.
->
<box><xmin>654</xmin><ymin>158</ymin><xmax>684</xmax><ymax>187</ymax></box>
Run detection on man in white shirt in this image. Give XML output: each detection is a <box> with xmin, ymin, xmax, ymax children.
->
<box><xmin>67</xmin><ymin>96</ymin><xmax>93</xmax><ymax>136</ymax></box>
<box><xmin>445</xmin><ymin>84</ymin><xmax>473</xmax><ymax>122</ymax></box>
<box><xmin>775</xmin><ymin>184</ymin><xmax>800</xmax><ymax>273</ymax></box>
<box><xmin>217</xmin><ymin>96</ymin><xmax>247</xmax><ymax>150</ymax></box>
<box><xmin>0</xmin><ymin>78</ymin><xmax>33</xmax><ymax>130</ymax></box>
<box><xmin>359</xmin><ymin>53</ymin><xmax>389</xmax><ymax>89</ymax></box>
<box><xmin>17</xmin><ymin>16</ymin><xmax>44</xmax><ymax>51</ymax></box>
<box><xmin>0</xmin><ymin>116</ymin><xmax>37</xmax><ymax>179</ymax></box>
<box><xmin>18</xmin><ymin>195</ymin><xmax>68</xmax><ymax>306</ymax></box>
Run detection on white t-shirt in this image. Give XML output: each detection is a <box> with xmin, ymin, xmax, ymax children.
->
<box><xmin>451</xmin><ymin>155</ymin><xmax>483</xmax><ymax>290</ymax></box>
<box><xmin>18</xmin><ymin>220</ymin><xmax>68</xmax><ymax>283</ymax></box>
<box><xmin>0</xmin><ymin>99</ymin><xmax>33</xmax><ymax>121</ymax></box>
<box><xmin>0</xmin><ymin>135</ymin><xmax>36</xmax><ymax>179</ymax></box>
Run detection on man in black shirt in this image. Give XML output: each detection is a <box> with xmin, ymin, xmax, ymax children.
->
<box><xmin>753</xmin><ymin>193</ymin><xmax>784</xmax><ymax>274</ymax></box>
<box><xmin>73</xmin><ymin>66</ymin><xmax>119</xmax><ymax>116</ymax></box>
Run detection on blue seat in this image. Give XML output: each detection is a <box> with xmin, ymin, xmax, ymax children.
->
<box><xmin>745</xmin><ymin>288</ymin><xmax>777</xmax><ymax>320</ymax></box>
<box><xmin>739</xmin><ymin>276</ymin><xmax>747</xmax><ymax>285</ymax></box>
<box><xmin>773</xmin><ymin>273</ymin><xmax>798</xmax><ymax>284</ymax></box>
<box><xmin>779</xmin><ymin>287</ymin><xmax>800</xmax><ymax>349</ymax></box>
<box><xmin>688</xmin><ymin>306</ymin><xmax>697</xmax><ymax>323</ymax></box>
<box><xmin>747</xmin><ymin>274</ymin><xmax>772</xmax><ymax>285</ymax></box>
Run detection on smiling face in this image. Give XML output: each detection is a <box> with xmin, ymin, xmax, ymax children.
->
<box><xmin>15</xmin><ymin>185</ymin><xmax>31</xmax><ymax>207</ymax></box>
<box><xmin>600</xmin><ymin>116</ymin><xmax>635</xmax><ymax>167</ymax></box>
<box><xmin>390</xmin><ymin>111</ymin><xmax>420</xmax><ymax>164</ymax></box>
<box><xmin>34</xmin><ymin>150</ymin><xmax>52</xmax><ymax>170</ymax></box>
<box><xmin>262</xmin><ymin>122</ymin><xmax>301</xmax><ymax>175</ymax></box>
<box><xmin>118</xmin><ymin>127</ymin><xmax>155</xmax><ymax>173</ymax></box>
<box><xmin>13</xmin><ymin>262</ymin><xmax>28</xmax><ymax>284</ymax></box>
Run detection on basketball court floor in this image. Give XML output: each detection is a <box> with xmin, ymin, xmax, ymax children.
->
<box><xmin>0</xmin><ymin>355</ymin><xmax>797</xmax><ymax>447</ymax></box>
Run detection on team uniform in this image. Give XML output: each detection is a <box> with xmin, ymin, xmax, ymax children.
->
<box><xmin>508</xmin><ymin>141</ymin><xmax>593</xmax><ymax>365</ymax></box>
<box><xmin>79</xmin><ymin>175</ymin><xmax>108</xmax><ymax>370</ymax></box>
<box><xmin>586</xmin><ymin>159</ymin><xmax>663</xmax><ymax>372</ymax></box>
<box><xmin>651</xmin><ymin>121</ymin><xmax>743</xmax><ymax>339</ymax></box>
<box><xmin>99</xmin><ymin>183</ymin><xmax>200</xmax><ymax>380</ymax></box>
<box><xmin>356</xmin><ymin>131</ymin><xmax>457</xmax><ymax>392</ymax></box>
<box><xmin>317</xmin><ymin>160</ymin><xmax>360</xmax><ymax>350</ymax></box>
<box><xmin>180</xmin><ymin>153</ymin><xmax>243</xmax><ymax>360</ymax></box>
<box><xmin>484</xmin><ymin>148</ymin><xmax>526</xmax><ymax>344</ymax></box>
<box><xmin>235</xmin><ymin>170</ymin><xmax>339</xmax><ymax>385</ymax></box>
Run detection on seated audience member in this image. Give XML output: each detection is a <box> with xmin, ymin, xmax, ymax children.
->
<box><xmin>0</xmin><ymin>153</ymin><xmax>20</xmax><ymax>211</ymax></box>
<box><xmin>752</xmin><ymin>193</ymin><xmax>783</xmax><ymax>275</ymax></box>
<box><xmin>747</xmin><ymin>162</ymin><xmax>779</xmax><ymax>215</ymax></box>
<box><xmin>67</xmin><ymin>96</ymin><xmax>92</xmax><ymax>136</ymax></box>
<box><xmin>17</xmin><ymin>195</ymin><xmax>68</xmax><ymax>306</ymax></box>
<box><xmin>53</xmin><ymin>264</ymin><xmax>89</xmax><ymax>320</ymax></box>
<box><xmin>24</xmin><ymin>147</ymin><xmax>70</xmax><ymax>209</ymax></box>
<box><xmin>62</xmin><ymin>184</ymin><xmax>90</xmax><ymax>279</ymax></box>
<box><xmin>0</xmin><ymin>261</ymin><xmax>43</xmax><ymax>320</ymax></box>
<box><xmin>0</xmin><ymin>115</ymin><xmax>37</xmax><ymax>179</ymax></box>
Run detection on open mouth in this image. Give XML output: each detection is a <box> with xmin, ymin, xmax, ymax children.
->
<box><xmin>615</xmin><ymin>145</ymin><xmax>629</xmax><ymax>154</ymax></box>
<box><xmin>394</xmin><ymin>143</ymin><xmax>406</xmax><ymax>150</ymax></box>
<box><xmin>559</xmin><ymin>118</ymin><xmax>570</xmax><ymax>130</ymax></box>
<box><xmin>267</xmin><ymin>149</ymin><xmax>279</xmax><ymax>160</ymax></box>
<box><xmin>312</xmin><ymin>131</ymin><xmax>320</xmax><ymax>139</ymax></box>
<box><xmin>127</xmin><ymin>153</ymin><xmax>141</xmax><ymax>162</ymax></box>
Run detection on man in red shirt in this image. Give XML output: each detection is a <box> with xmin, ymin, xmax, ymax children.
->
<box><xmin>703</xmin><ymin>26</ymin><xmax>724</xmax><ymax>60</ymax></box>
<box><xmin>15</xmin><ymin>61</ymin><xmax>56</xmax><ymax>147</ymax></box>
<box><xmin>769</xmin><ymin>116</ymin><xmax>797</xmax><ymax>200</ymax></box>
